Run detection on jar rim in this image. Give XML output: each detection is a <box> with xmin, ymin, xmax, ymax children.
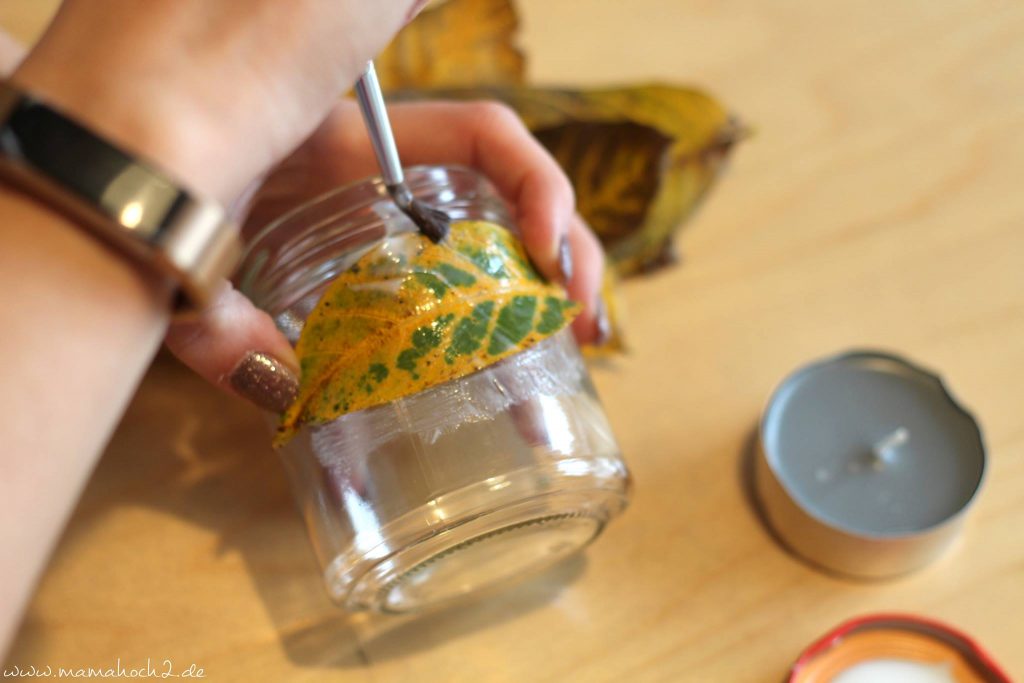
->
<box><xmin>240</xmin><ymin>164</ymin><xmax>484</xmax><ymax>269</ymax></box>
<box><xmin>236</xmin><ymin>163</ymin><xmax>509</xmax><ymax>316</ymax></box>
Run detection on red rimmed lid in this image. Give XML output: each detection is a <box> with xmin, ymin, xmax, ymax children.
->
<box><xmin>789</xmin><ymin>614</ymin><xmax>1011</xmax><ymax>682</ymax></box>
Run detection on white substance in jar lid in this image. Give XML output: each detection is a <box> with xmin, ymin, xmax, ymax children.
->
<box><xmin>832</xmin><ymin>659</ymin><xmax>956</xmax><ymax>683</ymax></box>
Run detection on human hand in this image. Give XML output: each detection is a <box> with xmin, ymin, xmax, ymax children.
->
<box><xmin>3</xmin><ymin>0</ymin><xmax>423</xmax><ymax>412</ymax></box>
<box><xmin>12</xmin><ymin>0</ymin><xmax>422</xmax><ymax>203</ymax></box>
<box><xmin>5</xmin><ymin>0</ymin><xmax>607</xmax><ymax>413</ymax></box>
<box><xmin>251</xmin><ymin>100</ymin><xmax>609</xmax><ymax>344</ymax></box>
<box><xmin>165</xmin><ymin>100</ymin><xmax>609</xmax><ymax>412</ymax></box>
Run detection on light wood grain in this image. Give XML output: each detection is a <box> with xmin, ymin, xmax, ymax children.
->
<box><xmin>5</xmin><ymin>1</ymin><xmax>1024</xmax><ymax>681</ymax></box>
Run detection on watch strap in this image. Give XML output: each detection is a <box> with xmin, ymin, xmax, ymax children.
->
<box><xmin>0</xmin><ymin>81</ymin><xmax>240</xmax><ymax>309</ymax></box>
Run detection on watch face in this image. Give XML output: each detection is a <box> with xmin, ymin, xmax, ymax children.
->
<box><xmin>3</xmin><ymin>100</ymin><xmax>184</xmax><ymax>240</ymax></box>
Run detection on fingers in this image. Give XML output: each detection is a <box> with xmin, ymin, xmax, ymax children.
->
<box><xmin>384</xmin><ymin>102</ymin><xmax>612</xmax><ymax>341</ymax></box>
<box><xmin>245</xmin><ymin>99</ymin><xmax>609</xmax><ymax>344</ymax></box>
<box><xmin>299</xmin><ymin>100</ymin><xmax>576</xmax><ymax>284</ymax></box>
<box><xmin>564</xmin><ymin>213</ymin><xmax>609</xmax><ymax>346</ymax></box>
<box><xmin>164</xmin><ymin>282</ymin><xmax>299</xmax><ymax>412</ymax></box>
<box><xmin>397</xmin><ymin>101</ymin><xmax>576</xmax><ymax>284</ymax></box>
<box><xmin>404</xmin><ymin>0</ymin><xmax>431</xmax><ymax>23</ymax></box>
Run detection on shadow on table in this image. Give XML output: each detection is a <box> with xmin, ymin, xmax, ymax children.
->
<box><xmin>34</xmin><ymin>352</ymin><xmax>584</xmax><ymax>669</ymax></box>
<box><xmin>737</xmin><ymin>426</ymin><xmax>787</xmax><ymax>549</ymax></box>
<box><xmin>291</xmin><ymin>554</ymin><xmax>586</xmax><ymax>665</ymax></box>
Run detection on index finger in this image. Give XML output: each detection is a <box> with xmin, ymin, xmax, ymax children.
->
<box><xmin>313</xmin><ymin>100</ymin><xmax>577</xmax><ymax>284</ymax></box>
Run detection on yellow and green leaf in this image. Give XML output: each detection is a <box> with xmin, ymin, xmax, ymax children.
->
<box><xmin>275</xmin><ymin>220</ymin><xmax>579</xmax><ymax>445</ymax></box>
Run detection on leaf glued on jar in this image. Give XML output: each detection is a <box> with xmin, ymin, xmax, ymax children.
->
<box><xmin>276</xmin><ymin>220</ymin><xmax>579</xmax><ymax>445</ymax></box>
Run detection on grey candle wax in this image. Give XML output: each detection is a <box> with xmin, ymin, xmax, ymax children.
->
<box><xmin>755</xmin><ymin>350</ymin><xmax>986</xmax><ymax>578</ymax></box>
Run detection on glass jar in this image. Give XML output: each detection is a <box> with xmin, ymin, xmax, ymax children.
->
<box><xmin>238</xmin><ymin>165</ymin><xmax>630</xmax><ymax>614</ymax></box>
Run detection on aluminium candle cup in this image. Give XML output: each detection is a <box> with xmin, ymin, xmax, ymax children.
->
<box><xmin>754</xmin><ymin>350</ymin><xmax>987</xmax><ymax>579</ymax></box>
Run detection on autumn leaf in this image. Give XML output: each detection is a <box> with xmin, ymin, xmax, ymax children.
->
<box><xmin>375</xmin><ymin>0</ymin><xmax>525</xmax><ymax>90</ymax></box>
<box><xmin>392</xmin><ymin>85</ymin><xmax>743</xmax><ymax>276</ymax></box>
<box><xmin>276</xmin><ymin>220</ymin><xmax>579</xmax><ymax>445</ymax></box>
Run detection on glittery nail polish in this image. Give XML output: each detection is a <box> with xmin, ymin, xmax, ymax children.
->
<box><xmin>229</xmin><ymin>352</ymin><xmax>299</xmax><ymax>413</ymax></box>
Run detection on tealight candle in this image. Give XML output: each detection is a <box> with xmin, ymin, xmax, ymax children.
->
<box><xmin>755</xmin><ymin>350</ymin><xmax>986</xmax><ymax>578</ymax></box>
<box><xmin>789</xmin><ymin>614</ymin><xmax>1011</xmax><ymax>682</ymax></box>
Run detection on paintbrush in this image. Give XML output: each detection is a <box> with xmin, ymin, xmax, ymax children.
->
<box><xmin>353</xmin><ymin>61</ymin><xmax>450</xmax><ymax>242</ymax></box>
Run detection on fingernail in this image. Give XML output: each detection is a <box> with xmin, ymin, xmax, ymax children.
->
<box><xmin>594</xmin><ymin>298</ymin><xmax>612</xmax><ymax>347</ymax></box>
<box><xmin>558</xmin><ymin>235</ymin><xmax>573</xmax><ymax>284</ymax></box>
<box><xmin>404</xmin><ymin>0</ymin><xmax>430</xmax><ymax>23</ymax></box>
<box><xmin>229</xmin><ymin>352</ymin><xmax>299</xmax><ymax>413</ymax></box>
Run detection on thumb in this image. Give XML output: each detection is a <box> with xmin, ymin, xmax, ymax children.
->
<box><xmin>165</xmin><ymin>281</ymin><xmax>299</xmax><ymax>412</ymax></box>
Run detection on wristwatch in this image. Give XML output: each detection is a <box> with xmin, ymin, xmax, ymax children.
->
<box><xmin>0</xmin><ymin>80</ymin><xmax>240</xmax><ymax>310</ymax></box>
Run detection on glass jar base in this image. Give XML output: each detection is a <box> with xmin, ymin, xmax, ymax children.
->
<box><xmin>378</xmin><ymin>512</ymin><xmax>600</xmax><ymax>613</ymax></box>
<box><xmin>326</xmin><ymin>461</ymin><xmax>628</xmax><ymax>613</ymax></box>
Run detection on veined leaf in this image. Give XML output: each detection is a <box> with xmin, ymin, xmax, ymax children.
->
<box><xmin>375</xmin><ymin>0</ymin><xmax>525</xmax><ymax>90</ymax></box>
<box><xmin>392</xmin><ymin>85</ymin><xmax>744</xmax><ymax>276</ymax></box>
<box><xmin>276</xmin><ymin>220</ymin><xmax>579</xmax><ymax>444</ymax></box>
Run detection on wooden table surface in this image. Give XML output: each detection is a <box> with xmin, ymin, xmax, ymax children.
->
<box><xmin>5</xmin><ymin>1</ymin><xmax>1024</xmax><ymax>681</ymax></box>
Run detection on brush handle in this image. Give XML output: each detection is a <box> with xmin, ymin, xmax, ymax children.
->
<box><xmin>354</xmin><ymin>61</ymin><xmax>404</xmax><ymax>188</ymax></box>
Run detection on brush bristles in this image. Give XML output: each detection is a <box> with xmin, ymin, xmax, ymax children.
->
<box><xmin>406</xmin><ymin>199</ymin><xmax>451</xmax><ymax>243</ymax></box>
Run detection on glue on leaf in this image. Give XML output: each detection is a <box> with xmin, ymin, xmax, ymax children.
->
<box><xmin>275</xmin><ymin>220</ymin><xmax>579</xmax><ymax>445</ymax></box>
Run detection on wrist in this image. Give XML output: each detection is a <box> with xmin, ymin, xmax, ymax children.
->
<box><xmin>0</xmin><ymin>73</ymin><xmax>243</xmax><ymax>309</ymax></box>
<box><xmin>0</xmin><ymin>183</ymin><xmax>174</xmax><ymax>312</ymax></box>
<box><xmin>11</xmin><ymin>51</ymin><xmax>238</xmax><ymax>205</ymax></box>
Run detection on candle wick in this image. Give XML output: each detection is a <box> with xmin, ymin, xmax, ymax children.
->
<box><xmin>870</xmin><ymin>427</ymin><xmax>909</xmax><ymax>469</ymax></box>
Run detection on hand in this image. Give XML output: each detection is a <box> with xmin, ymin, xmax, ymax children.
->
<box><xmin>253</xmin><ymin>100</ymin><xmax>608</xmax><ymax>344</ymax></box>
<box><xmin>12</xmin><ymin>0</ymin><xmax>422</xmax><ymax>203</ymax></box>
<box><xmin>5</xmin><ymin>0</ymin><xmax>608</xmax><ymax>414</ymax></box>
<box><xmin>3</xmin><ymin>0</ymin><xmax>421</xmax><ymax>412</ymax></box>
<box><xmin>165</xmin><ymin>100</ymin><xmax>609</xmax><ymax>412</ymax></box>
<box><xmin>0</xmin><ymin>2</ymin><xmax>441</xmax><ymax>646</ymax></box>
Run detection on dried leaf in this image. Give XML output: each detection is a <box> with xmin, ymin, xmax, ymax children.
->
<box><xmin>276</xmin><ymin>220</ymin><xmax>578</xmax><ymax>444</ymax></box>
<box><xmin>375</xmin><ymin>0</ymin><xmax>525</xmax><ymax>90</ymax></box>
<box><xmin>392</xmin><ymin>85</ymin><xmax>743</xmax><ymax>276</ymax></box>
